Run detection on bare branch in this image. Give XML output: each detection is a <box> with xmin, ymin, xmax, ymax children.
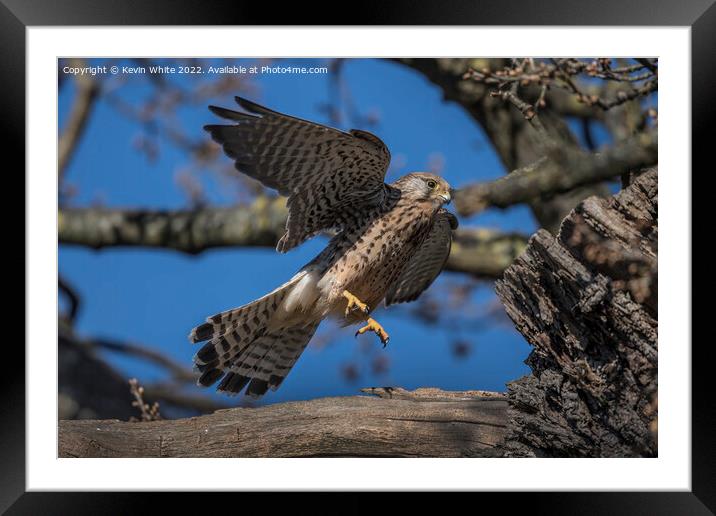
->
<box><xmin>58</xmin><ymin>196</ymin><xmax>289</xmax><ymax>254</ymax></box>
<box><xmin>59</xmin><ymin>323</ymin><xmax>230</xmax><ymax>417</ymax></box>
<box><xmin>446</xmin><ymin>229</ymin><xmax>528</xmax><ymax>279</ymax></box>
<box><xmin>634</xmin><ymin>58</ymin><xmax>658</xmax><ymax>74</ymax></box>
<box><xmin>59</xmin><ymin>196</ymin><xmax>527</xmax><ymax>278</ymax></box>
<box><xmin>141</xmin><ymin>383</ymin><xmax>235</xmax><ymax>415</ymax></box>
<box><xmin>455</xmin><ymin>131</ymin><xmax>657</xmax><ymax>217</ymax></box>
<box><xmin>555</xmin><ymin>68</ymin><xmax>657</xmax><ymax>111</ymax></box>
<box><xmin>58</xmin><ymin>275</ymin><xmax>81</xmax><ymax>322</ymax></box>
<box><xmin>396</xmin><ymin>58</ymin><xmax>611</xmax><ymax>233</ymax></box>
<box><xmin>464</xmin><ymin>58</ymin><xmax>657</xmax><ymax>105</ymax></box>
<box><xmin>78</xmin><ymin>337</ymin><xmax>195</xmax><ymax>384</ymax></box>
<box><xmin>489</xmin><ymin>88</ymin><xmax>548</xmax><ymax>132</ymax></box>
<box><xmin>128</xmin><ymin>378</ymin><xmax>162</xmax><ymax>422</ymax></box>
<box><xmin>58</xmin><ymin>59</ymin><xmax>100</xmax><ymax>181</ymax></box>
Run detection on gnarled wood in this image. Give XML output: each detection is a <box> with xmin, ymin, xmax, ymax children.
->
<box><xmin>495</xmin><ymin>168</ymin><xmax>657</xmax><ymax>457</ymax></box>
<box><xmin>59</xmin><ymin>388</ymin><xmax>507</xmax><ymax>458</ymax></box>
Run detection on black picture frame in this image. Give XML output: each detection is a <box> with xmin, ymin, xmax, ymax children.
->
<box><xmin>5</xmin><ymin>0</ymin><xmax>710</xmax><ymax>512</ymax></box>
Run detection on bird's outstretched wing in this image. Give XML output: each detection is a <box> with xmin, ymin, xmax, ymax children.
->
<box><xmin>205</xmin><ymin>97</ymin><xmax>392</xmax><ymax>252</ymax></box>
<box><xmin>385</xmin><ymin>209</ymin><xmax>458</xmax><ymax>306</ymax></box>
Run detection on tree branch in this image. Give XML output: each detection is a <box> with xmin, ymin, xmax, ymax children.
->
<box><xmin>58</xmin><ymin>59</ymin><xmax>100</xmax><ymax>181</ymax></box>
<box><xmin>58</xmin><ymin>196</ymin><xmax>289</xmax><ymax>254</ymax></box>
<box><xmin>395</xmin><ymin>58</ymin><xmax>611</xmax><ymax>233</ymax></box>
<box><xmin>455</xmin><ymin>131</ymin><xmax>657</xmax><ymax>217</ymax></box>
<box><xmin>59</xmin><ymin>387</ymin><xmax>507</xmax><ymax>457</ymax></box>
<box><xmin>74</xmin><ymin>335</ymin><xmax>195</xmax><ymax>384</ymax></box>
<box><xmin>59</xmin><ymin>197</ymin><xmax>527</xmax><ymax>278</ymax></box>
<box><xmin>447</xmin><ymin>229</ymin><xmax>528</xmax><ymax>278</ymax></box>
<box><xmin>58</xmin><ymin>275</ymin><xmax>81</xmax><ymax>322</ymax></box>
<box><xmin>59</xmin><ymin>322</ymin><xmax>230</xmax><ymax>419</ymax></box>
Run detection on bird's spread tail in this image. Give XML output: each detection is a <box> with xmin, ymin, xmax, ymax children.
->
<box><xmin>189</xmin><ymin>273</ymin><xmax>319</xmax><ymax>398</ymax></box>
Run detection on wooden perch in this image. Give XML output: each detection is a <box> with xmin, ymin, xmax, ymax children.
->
<box><xmin>495</xmin><ymin>168</ymin><xmax>658</xmax><ymax>457</ymax></box>
<box><xmin>59</xmin><ymin>388</ymin><xmax>507</xmax><ymax>458</ymax></box>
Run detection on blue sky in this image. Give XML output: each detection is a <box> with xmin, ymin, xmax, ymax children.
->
<box><xmin>57</xmin><ymin>58</ymin><xmax>583</xmax><ymax>408</ymax></box>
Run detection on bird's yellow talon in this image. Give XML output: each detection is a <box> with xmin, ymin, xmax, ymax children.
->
<box><xmin>355</xmin><ymin>317</ymin><xmax>390</xmax><ymax>347</ymax></box>
<box><xmin>343</xmin><ymin>290</ymin><xmax>369</xmax><ymax>317</ymax></box>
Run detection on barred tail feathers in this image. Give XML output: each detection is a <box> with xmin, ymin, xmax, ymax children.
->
<box><xmin>189</xmin><ymin>271</ymin><xmax>319</xmax><ymax>398</ymax></box>
<box><xmin>223</xmin><ymin>321</ymin><xmax>319</xmax><ymax>396</ymax></box>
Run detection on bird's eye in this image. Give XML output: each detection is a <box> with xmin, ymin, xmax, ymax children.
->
<box><xmin>426</xmin><ymin>180</ymin><xmax>437</xmax><ymax>189</ymax></box>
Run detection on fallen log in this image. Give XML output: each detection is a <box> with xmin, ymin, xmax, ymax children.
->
<box><xmin>59</xmin><ymin>388</ymin><xmax>507</xmax><ymax>458</ymax></box>
<box><xmin>495</xmin><ymin>168</ymin><xmax>658</xmax><ymax>457</ymax></box>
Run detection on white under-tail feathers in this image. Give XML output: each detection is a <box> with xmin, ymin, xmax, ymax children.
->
<box><xmin>188</xmin><ymin>268</ymin><xmax>326</xmax><ymax>398</ymax></box>
<box><xmin>279</xmin><ymin>269</ymin><xmax>324</xmax><ymax>320</ymax></box>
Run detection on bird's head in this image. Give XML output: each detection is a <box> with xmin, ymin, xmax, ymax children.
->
<box><xmin>397</xmin><ymin>172</ymin><xmax>453</xmax><ymax>206</ymax></box>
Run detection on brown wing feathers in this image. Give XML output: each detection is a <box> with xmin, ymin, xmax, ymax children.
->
<box><xmin>204</xmin><ymin>96</ymin><xmax>391</xmax><ymax>252</ymax></box>
<box><xmin>385</xmin><ymin>210</ymin><xmax>458</xmax><ymax>306</ymax></box>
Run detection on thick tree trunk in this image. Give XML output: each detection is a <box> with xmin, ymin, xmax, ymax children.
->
<box><xmin>59</xmin><ymin>388</ymin><xmax>507</xmax><ymax>458</ymax></box>
<box><xmin>495</xmin><ymin>169</ymin><xmax>658</xmax><ymax>457</ymax></box>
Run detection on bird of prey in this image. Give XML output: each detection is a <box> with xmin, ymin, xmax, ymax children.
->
<box><xmin>189</xmin><ymin>97</ymin><xmax>457</xmax><ymax>398</ymax></box>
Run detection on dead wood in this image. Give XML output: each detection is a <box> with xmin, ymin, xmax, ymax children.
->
<box><xmin>59</xmin><ymin>388</ymin><xmax>507</xmax><ymax>458</ymax></box>
<box><xmin>495</xmin><ymin>168</ymin><xmax>658</xmax><ymax>457</ymax></box>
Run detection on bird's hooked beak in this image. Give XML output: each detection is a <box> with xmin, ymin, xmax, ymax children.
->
<box><xmin>440</xmin><ymin>188</ymin><xmax>453</xmax><ymax>205</ymax></box>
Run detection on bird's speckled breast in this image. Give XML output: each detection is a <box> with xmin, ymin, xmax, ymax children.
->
<box><xmin>317</xmin><ymin>198</ymin><xmax>438</xmax><ymax>318</ymax></box>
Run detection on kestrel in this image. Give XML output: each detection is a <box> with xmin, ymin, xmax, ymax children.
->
<box><xmin>189</xmin><ymin>97</ymin><xmax>457</xmax><ymax>398</ymax></box>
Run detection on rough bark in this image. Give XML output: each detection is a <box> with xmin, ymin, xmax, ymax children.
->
<box><xmin>495</xmin><ymin>169</ymin><xmax>657</xmax><ymax>457</ymax></box>
<box><xmin>58</xmin><ymin>198</ymin><xmax>527</xmax><ymax>279</ymax></box>
<box><xmin>59</xmin><ymin>388</ymin><xmax>507</xmax><ymax>458</ymax></box>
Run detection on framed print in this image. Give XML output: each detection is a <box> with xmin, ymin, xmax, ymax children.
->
<box><xmin>6</xmin><ymin>0</ymin><xmax>711</xmax><ymax>511</ymax></box>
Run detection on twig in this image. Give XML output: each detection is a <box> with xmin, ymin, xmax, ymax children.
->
<box><xmin>466</xmin><ymin>58</ymin><xmax>657</xmax><ymax>114</ymax></box>
<box><xmin>489</xmin><ymin>89</ymin><xmax>556</xmax><ymax>152</ymax></box>
<box><xmin>594</xmin><ymin>80</ymin><xmax>658</xmax><ymax>110</ymax></box>
<box><xmin>533</xmin><ymin>84</ymin><xmax>548</xmax><ymax>113</ymax></box>
<box><xmin>490</xmin><ymin>89</ymin><xmax>538</xmax><ymax>121</ymax></box>
<box><xmin>635</xmin><ymin>58</ymin><xmax>658</xmax><ymax>74</ymax></box>
<box><xmin>58</xmin><ymin>275</ymin><xmax>81</xmax><ymax>323</ymax></box>
<box><xmin>128</xmin><ymin>378</ymin><xmax>162</xmax><ymax>422</ymax></box>
<box><xmin>551</xmin><ymin>59</ymin><xmax>657</xmax><ymax>111</ymax></box>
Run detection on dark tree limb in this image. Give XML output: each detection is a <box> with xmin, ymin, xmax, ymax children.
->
<box><xmin>59</xmin><ymin>197</ymin><xmax>527</xmax><ymax>279</ymax></box>
<box><xmin>455</xmin><ymin>131</ymin><xmax>658</xmax><ymax>216</ymax></box>
<box><xmin>495</xmin><ymin>169</ymin><xmax>657</xmax><ymax>457</ymax></box>
<box><xmin>59</xmin><ymin>322</ymin><xmax>230</xmax><ymax>420</ymax></box>
<box><xmin>74</xmin><ymin>335</ymin><xmax>195</xmax><ymax>384</ymax></box>
<box><xmin>59</xmin><ymin>388</ymin><xmax>507</xmax><ymax>458</ymax></box>
<box><xmin>58</xmin><ymin>275</ymin><xmax>81</xmax><ymax>322</ymax></box>
<box><xmin>58</xmin><ymin>59</ymin><xmax>100</xmax><ymax>180</ymax></box>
